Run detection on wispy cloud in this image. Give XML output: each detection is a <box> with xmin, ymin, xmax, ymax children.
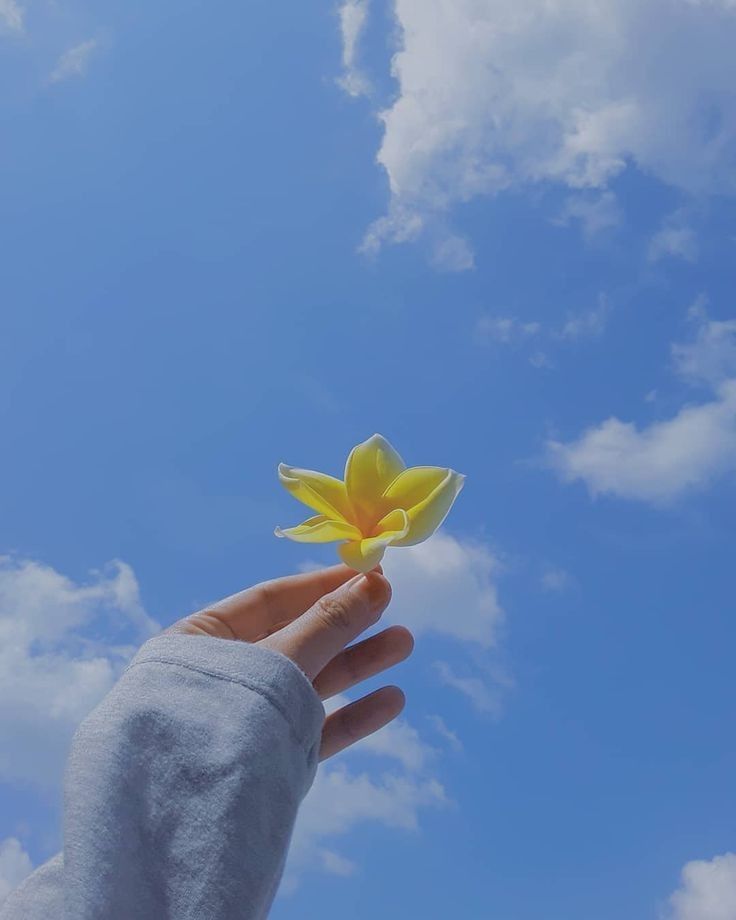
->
<box><xmin>476</xmin><ymin>316</ymin><xmax>542</xmax><ymax>345</ymax></box>
<box><xmin>0</xmin><ymin>0</ymin><xmax>23</xmax><ymax>33</ymax></box>
<box><xmin>50</xmin><ymin>39</ymin><xmax>98</xmax><ymax>84</ymax></box>
<box><xmin>556</xmin><ymin>294</ymin><xmax>610</xmax><ymax>341</ymax></box>
<box><xmin>648</xmin><ymin>209</ymin><xmax>698</xmax><ymax>263</ymax></box>
<box><xmin>540</xmin><ymin>565</ymin><xmax>572</xmax><ymax>592</ymax></box>
<box><xmin>672</xmin><ymin>315</ymin><xmax>736</xmax><ymax>387</ymax></box>
<box><xmin>337</xmin><ymin>0</ymin><xmax>371</xmax><ymax>98</ymax></box>
<box><xmin>555</xmin><ymin>191</ymin><xmax>623</xmax><ymax>240</ymax></box>
<box><xmin>475</xmin><ymin>293</ymin><xmax>610</xmax><ymax>362</ymax></box>
<box><xmin>433</xmin><ymin>661</ymin><xmax>503</xmax><ymax>715</ymax></box>
<box><xmin>426</xmin><ymin>715</ymin><xmax>463</xmax><ymax>753</ymax></box>
<box><xmin>0</xmin><ymin>838</ymin><xmax>32</xmax><ymax>905</ymax></box>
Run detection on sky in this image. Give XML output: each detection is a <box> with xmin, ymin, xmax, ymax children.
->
<box><xmin>1</xmin><ymin>0</ymin><xmax>736</xmax><ymax>917</ymax></box>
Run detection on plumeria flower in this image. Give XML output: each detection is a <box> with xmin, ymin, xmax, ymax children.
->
<box><xmin>275</xmin><ymin>434</ymin><xmax>465</xmax><ymax>572</ymax></box>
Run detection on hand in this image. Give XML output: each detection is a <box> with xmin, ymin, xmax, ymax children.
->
<box><xmin>167</xmin><ymin>565</ymin><xmax>413</xmax><ymax>761</ymax></box>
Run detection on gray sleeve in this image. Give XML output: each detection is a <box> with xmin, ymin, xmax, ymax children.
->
<box><xmin>1</xmin><ymin>634</ymin><xmax>324</xmax><ymax>920</ymax></box>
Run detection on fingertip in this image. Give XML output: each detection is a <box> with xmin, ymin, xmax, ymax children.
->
<box><xmin>387</xmin><ymin>624</ymin><xmax>415</xmax><ymax>657</ymax></box>
<box><xmin>379</xmin><ymin>684</ymin><xmax>406</xmax><ymax>717</ymax></box>
<box><xmin>361</xmin><ymin>571</ymin><xmax>392</xmax><ymax>607</ymax></box>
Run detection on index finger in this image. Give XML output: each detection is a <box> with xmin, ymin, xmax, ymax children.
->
<box><xmin>196</xmin><ymin>564</ymin><xmax>358</xmax><ymax>642</ymax></box>
<box><xmin>258</xmin><ymin>572</ymin><xmax>392</xmax><ymax>680</ymax></box>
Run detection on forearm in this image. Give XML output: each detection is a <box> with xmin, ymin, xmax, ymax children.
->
<box><xmin>1</xmin><ymin>634</ymin><xmax>324</xmax><ymax>920</ymax></box>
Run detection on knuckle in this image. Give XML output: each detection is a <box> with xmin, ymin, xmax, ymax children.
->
<box><xmin>314</xmin><ymin>596</ymin><xmax>353</xmax><ymax>632</ymax></box>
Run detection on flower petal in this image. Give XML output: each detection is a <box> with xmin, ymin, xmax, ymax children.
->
<box><xmin>344</xmin><ymin>434</ymin><xmax>406</xmax><ymax>518</ymax></box>
<box><xmin>374</xmin><ymin>508</ymin><xmax>411</xmax><ymax>540</ymax></box>
<box><xmin>337</xmin><ymin>509</ymin><xmax>410</xmax><ymax>572</ymax></box>
<box><xmin>384</xmin><ymin>467</ymin><xmax>465</xmax><ymax>546</ymax></box>
<box><xmin>278</xmin><ymin>464</ymin><xmax>353</xmax><ymax>521</ymax></box>
<box><xmin>338</xmin><ymin>539</ymin><xmax>388</xmax><ymax>573</ymax></box>
<box><xmin>275</xmin><ymin>515</ymin><xmax>362</xmax><ymax>544</ymax></box>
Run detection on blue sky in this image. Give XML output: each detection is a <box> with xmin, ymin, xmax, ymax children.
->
<box><xmin>1</xmin><ymin>0</ymin><xmax>736</xmax><ymax>917</ymax></box>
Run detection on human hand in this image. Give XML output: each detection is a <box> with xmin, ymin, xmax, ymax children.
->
<box><xmin>167</xmin><ymin>565</ymin><xmax>413</xmax><ymax>761</ymax></box>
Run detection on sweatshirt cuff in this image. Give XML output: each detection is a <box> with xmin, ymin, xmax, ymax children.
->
<box><xmin>126</xmin><ymin>633</ymin><xmax>325</xmax><ymax>754</ymax></box>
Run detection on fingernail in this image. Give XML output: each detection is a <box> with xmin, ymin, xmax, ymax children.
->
<box><xmin>350</xmin><ymin>572</ymin><xmax>389</xmax><ymax>610</ymax></box>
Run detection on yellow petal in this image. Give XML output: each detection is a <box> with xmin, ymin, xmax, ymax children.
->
<box><xmin>278</xmin><ymin>464</ymin><xmax>353</xmax><ymax>522</ymax></box>
<box><xmin>344</xmin><ymin>434</ymin><xmax>406</xmax><ymax>523</ymax></box>
<box><xmin>275</xmin><ymin>515</ymin><xmax>362</xmax><ymax>544</ymax></box>
<box><xmin>337</xmin><ymin>509</ymin><xmax>409</xmax><ymax>572</ymax></box>
<box><xmin>383</xmin><ymin>467</ymin><xmax>465</xmax><ymax>546</ymax></box>
<box><xmin>374</xmin><ymin>507</ymin><xmax>410</xmax><ymax>540</ymax></box>
<box><xmin>338</xmin><ymin>539</ymin><xmax>388</xmax><ymax>573</ymax></box>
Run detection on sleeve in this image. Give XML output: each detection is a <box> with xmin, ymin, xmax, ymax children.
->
<box><xmin>0</xmin><ymin>633</ymin><xmax>325</xmax><ymax>920</ymax></box>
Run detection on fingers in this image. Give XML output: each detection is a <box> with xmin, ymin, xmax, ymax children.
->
<box><xmin>313</xmin><ymin>625</ymin><xmax>414</xmax><ymax>700</ymax></box>
<box><xmin>319</xmin><ymin>686</ymin><xmax>406</xmax><ymax>761</ymax></box>
<box><xmin>258</xmin><ymin>572</ymin><xmax>391</xmax><ymax>680</ymax></box>
<box><xmin>186</xmin><ymin>564</ymin><xmax>358</xmax><ymax>642</ymax></box>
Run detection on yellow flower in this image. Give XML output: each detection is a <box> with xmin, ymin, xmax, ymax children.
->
<box><xmin>275</xmin><ymin>434</ymin><xmax>465</xmax><ymax>572</ymax></box>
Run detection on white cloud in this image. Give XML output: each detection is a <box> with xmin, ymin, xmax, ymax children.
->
<box><xmin>555</xmin><ymin>191</ymin><xmax>623</xmax><ymax>239</ymax></box>
<box><xmin>667</xmin><ymin>853</ymin><xmax>736</xmax><ymax>920</ymax></box>
<box><xmin>0</xmin><ymin>838</ymin><xmax>32</xmax><ymax>904</ymax></box>
<box><xmin>548</xmin><ymin>380</ymin><xmax>736</xmax><ymax>503</ymax></box>
<box><xmin>0</xmin><ymin>0</ymin><xmax>22</xmax><ymax>32</ymax></box>
<box><xmin>433</xmin><ymin>660</ymin><xmax>502</xmax><ymax>714</ymax></box>
<box><xmin>350</xmin><ymin>0</ymin><xmax>736</xmax><ymax>256</ymax></box>
<box><xmin>549</xmin><ymin>309</ymin><xmax>736</xmax><ymax>503</ymax></box>
<box><xmin>50</xmin><ymin>39</ymin><xmax>98</xmax><ymax>84</ymax></box>
<box><xmin>382</xmin><ymin>531</ymin><xmax>504</xmax><ymax>649</ymax></box>
<box><xmin>649</xmin><ymin>209</ymin><xmax>698</xmax><ymax>262</ymax></box>
<box><xmin>0</xmin><ymin>556</ymin><xmax>158</xmax><ymax>788</ymax></box>
<box><xmin>337</xmin><ymin>1</ymin><xmax>371</xmax><ymax>98</ymax></box>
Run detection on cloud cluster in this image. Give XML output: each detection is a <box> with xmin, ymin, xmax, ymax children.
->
<box><xmin>0</xmin><ymin>556</ymin><xmax>158</xmax><ymax>788</ymax></box>
<box><xmin>288</xmin><ymin>532</ymin><xmax>507</xmax><ymax>882</ymax></box>
<box><xmin>548</xmin><ymin>307</ymin><xmax>736</xmax><ymax>502</ymax></box>
<box><xmin>341</xmin><ymin>0</ymin><xmax>736</xmax><ymax>259</ymax></box>
<box><xmin>287</xmin><ymin>694</ymin><xmax>446</xmax><ymax>882</ymax></box>
<box><xmin>667</xmin><ymin>852</ymin><xmax>736</xmax><ymax>920</ymax></box>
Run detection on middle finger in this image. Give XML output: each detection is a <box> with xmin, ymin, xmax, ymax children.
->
<box><xmin>313</xmin><ymin>625</ymin><xmax>414</xmax><ymax>700</ymax></box>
